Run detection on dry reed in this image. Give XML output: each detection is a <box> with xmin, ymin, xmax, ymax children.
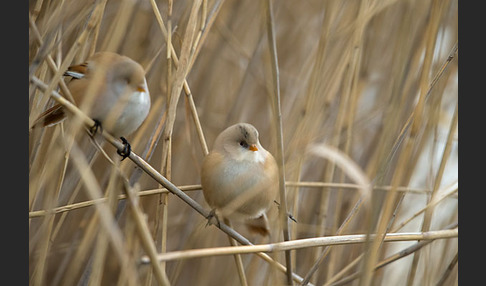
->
<box><xmin>29</xmin><ymin>0</ymin><xmax>458</xmax><ymax>285</ymax></box>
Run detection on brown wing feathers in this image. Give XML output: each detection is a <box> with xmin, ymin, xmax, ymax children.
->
<box><xmin>63</xmin><ymin>62</ymin><xmax>88</xmax><ymax>79</ymax></box>
<box><xmin>31</xmin><ymin>62</ymin><xmax>87</xmax><ymax>129</ymax></box>
<box><xmin>31</xmin><ymin>104</ymin><xmax>66</xmax><ymax>128</ymax></box>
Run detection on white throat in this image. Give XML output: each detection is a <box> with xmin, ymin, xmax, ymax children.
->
<box><xmin>248</xmin><ymin>149</ymin><xmax>266</xmax><ymax>163</ymax></box>
<box><xmin>226</xmin><ymin>146</ymin><xmax>266</xmax><ymax>164</ymax></box>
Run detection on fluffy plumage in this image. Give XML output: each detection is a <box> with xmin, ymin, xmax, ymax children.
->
<box><xmin>201</xmin><ymin>123</ymin><xmax>279</xmax><ymax>235</ymax></box>
<box><xmin>33</xmin><ymin>52</ymin><xmax>151</xmax><ymax>138</ymax></box>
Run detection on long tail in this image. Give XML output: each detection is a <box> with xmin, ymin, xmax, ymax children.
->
<box><xmin>31</xmin><ymin>104</ymin><xmax>66</xmax><ymax>129</ymax></box>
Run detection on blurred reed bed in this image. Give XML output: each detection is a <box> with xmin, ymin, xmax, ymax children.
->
<box><xmin>29</xmin><ymin>0</ymin><xmax>458</xmax><ymax>285</ymax></box>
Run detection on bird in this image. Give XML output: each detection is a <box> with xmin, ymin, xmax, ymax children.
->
<box><xmin>32</xmin><ymin>51</ymin><xmax>151</xmax><ymax>159</ymax></box>
<box><xmin>201</xmin><ymin>123</ymin><xmax>279</xmax><ymax>236</ymax></box>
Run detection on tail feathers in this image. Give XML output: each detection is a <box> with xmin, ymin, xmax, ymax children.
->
<box><xmin>31</xmin><ymin>104</ymin><xmax>66</xmax><ymax>129</ymax></box>
<box><xmin>245</xmin><ymin>214</ymin><xmax>270</xmax><ymax>236</ymax></box>
<box><xmin>31</xmin><ymin>63</ymin><xmax>87</xmax><ymax>130</ymax></box>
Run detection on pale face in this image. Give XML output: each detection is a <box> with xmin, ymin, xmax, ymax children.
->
<box><xmin>219</xmin><ymin>123</ymin><xmax>266</xmax><ymax>163</ymax></box>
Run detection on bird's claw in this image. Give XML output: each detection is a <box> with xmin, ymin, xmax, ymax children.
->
<box><xmin>206</xmin><ymin>209</ymin><xmax>221</xmax><ymax>228</ymax></box>
<box><xmin>117</xmin><ymin>137</ymin><xmax>131</xmax><ymax>161</ymax></box>
<box><xmin>89</xmin><ymin>119</ymin><xmax>102</xmax><ymax>137</ymax></box>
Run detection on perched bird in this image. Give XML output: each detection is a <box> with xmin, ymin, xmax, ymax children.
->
<box><xmin>32</xmin><ymin>52</ymin><xmax>151</xmax><ymax>158</ymax></box>
<box><xmin>201</xmin><ymin>123</ymin><xmax>279</xmax><ymax>236</ymax></box>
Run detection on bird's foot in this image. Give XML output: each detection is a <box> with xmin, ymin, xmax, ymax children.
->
<box><xmin>206</xmin><ymin>209</ymin><xmax>221</xmax><ymax>228</ymax></box>
<box><xmin>117</xmin><ymin>137</ymin><xmax>131</xmax><ymax>161</ymax></box>
<box><xmin>88</xmin><ymin>119</ymin><xmax>102</xmax><ymax>137</ymax></box>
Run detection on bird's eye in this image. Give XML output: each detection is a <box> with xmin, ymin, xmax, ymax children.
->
<box><xmin>239</xmin><ymin>141</ymin><xmax>249</xmax><ymax>148</ymax></box>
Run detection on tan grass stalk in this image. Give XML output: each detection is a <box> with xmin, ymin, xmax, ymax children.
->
<box><xmin>435</xmin><ymin>252</ymin><xmax>458</xmax><ymax>286</ymax></box>
<box><xmin>391</xmin><ymin>184</ymin><xmax>457</xmax><ymax>233</ymax></box>
<box><xmin>28</xmin><ymin>13</ymin><xmax>74</xmax><ymax>106</ymax></box>
<box><xmin>99</xmin><ymin>0</ymin><xmax>134</xmax><ymax>52</ymax></box>
<box><xmin>408</xmin><ymin>95</ymin><xmax>458</xmax><ymax>286</ymax></box>
<box><xmin>150</xmin><ymin>0</ymin><xmax>210</xmax><ymax>156</ymax></box>
<box><xmin>140</xmin><ymin>229</ymin><xmax>457</xmax><ymax>263</ymax></box>
<box><xmin>64</xmin><ymin>142</ymin><xmax>138</xmax><ymax>286</ymax></box>
<box><xmin>404</xmin><ymin>1</ymin><xmax>453</xmax><ymax>284</ymax></box>
<box><xmin>28</xmin><ymin>181</ymin><xmax>446</xmax><ymax>220</ymax></box>
<box><xmin>301</xmin><ymin>197</ymin><xmax>366</xmax><ymax>285</ymax></box>
<box><xmin>308</xmin><ymin>144</ymin><xmax>372</xmax><ymax>198</ymax></box>
<box><xmin>28</xmin><ymin>185</ymin><xmax>199</xmax><ymax>218</ymax></box>
<box><xmin>330</xmin><ymin>227</ymin><xmax>456</xmax><ymax>286</ymax></box>
<box><xmin>159</xmin><ymin>0</ymin><xmax>202</xmax><ymax>173</ymax></box>
<box><xmin>87</xmin><ymin>163</ymin><xmax>121</xmax><ymax>286</ymax></box>
<box><xmin>122</xmin><ymin>178</ymin><xmax>170</xmax><ymax>285</ymax></box>
<box><xmin>300</xmin><ymin>143</ymin><xmax>372</xmax><ymax>284</ymax></box>
<box><xmin>361</xmin><ymin>6</ymin><xmax>455</xmax><ymax>285</ymax></box>
<box><xmin>225</xmin><ymin>218</ymin><xmax>249</xmax><ymax>286</ymax></box>
<box><xmin>264</xmin><ymin>0</ymin><xmax>293</xmax><ymax>284</ymax></box>
<box><xmin>30</xmin><ymin>135</ymin><xmax>66</xmax><ymax>285</ymax></box>
<box><xmin>324</xmin><ymin>207</ymin><xmax>457</xmax><ymax>286</ymax></box>
<box><xmin>57</xmin><ymin>210</ymin><xmax>100</xmax><ymax>285</ymax></box>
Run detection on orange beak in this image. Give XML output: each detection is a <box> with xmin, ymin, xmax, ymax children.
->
<box><xmin>249</xmin><ymin>144</ymin><xmax>258</xmax><ymax>152</ymax></box>
<box><xmin>136</xmin><ymin>85</ymin><xmax>146</xmax><ymax>93</ymax></box>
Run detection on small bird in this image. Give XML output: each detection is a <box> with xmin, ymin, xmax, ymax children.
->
<box><xmin>32</xmin><ymin>52</ymin><xmax>151</xmax><ymax>158</ymax></box>
<box><xmin>201</xmin><ymin>123</ymin><xmax>279</xmax><ymax>236</ymax></box>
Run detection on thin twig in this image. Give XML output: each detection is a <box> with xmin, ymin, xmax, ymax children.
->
<box><xmin>67</xmin><ymin>142</ymin><xmax>139</xmax><ymax>286</ymax></box>
<box><xmin>122</xmin><ymin>179</ymin><xmax>170</xmax><ymax>285</ymax></box>
<box><xmin>29</xmin><ymin>182</ymin><xmax>456</xmax><ymax>219</ymax></box>
<box><xmin>330</xmin><ymin>224</ymin><xmax>458</xmax><ymax>286</ymax></box>
<box><xmin>435</xmin><ymin>252</ymin><xmax>458</xmax><ymax>286</ymax></box>
<box><xmin>225</xmin><ymin>218</ymin><xmax>249</xmax><ymax>286</ymax></box>
<box><xmin>140</xmin><ymin>229</ymin><xmax>457</xmax><ymax>263</ymax></box>
<box><xmin>264</xmin><ymin>0</ymin><xmax>293</xmax><ymax>284</ymax></box>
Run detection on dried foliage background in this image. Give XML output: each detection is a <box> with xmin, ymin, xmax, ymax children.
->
<box><xmin>29</xmin><ymin>0</ymin><xmax>458</xmax><ymax>285</ymax></box>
